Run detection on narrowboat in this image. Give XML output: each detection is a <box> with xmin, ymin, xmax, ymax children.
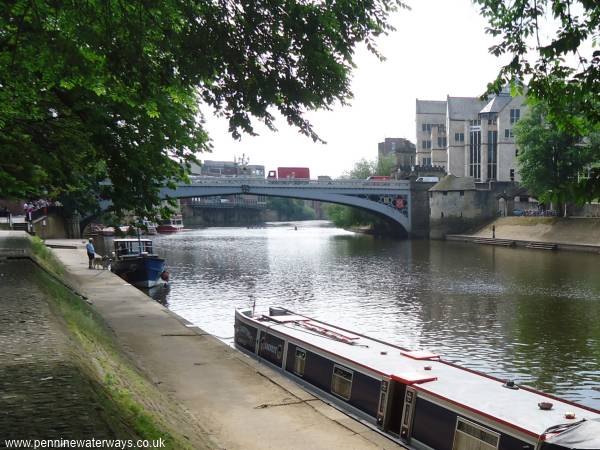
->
<box><xmin>234</xmin><ymin>307</ymin><xmax>600</xmax><ymax>450</ymax></box>
<box><xmin>111</xmin><ymin>238</ymin><xmax>168</xmax><ymax>288</ymax></box>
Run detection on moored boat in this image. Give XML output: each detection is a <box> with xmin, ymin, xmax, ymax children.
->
<box><xmin>157</xmin><ymin>214</ymin><xmax>184</xmax><ymax>233</ymax></box>
<box><xmin>234</xmin><ymin>307</ymin><xmax>600</xmax><ymax>450</ymax></box>
<box><xmin>111</xmin><ymin>238</ymin><xmax>167</xmax><ymax>288</ymax></box>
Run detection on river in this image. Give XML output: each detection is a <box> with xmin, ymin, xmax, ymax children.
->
<box><xmin>136</xmin><ymin>220</ymin><xmax>600</xmax><ymax>408</ymax></box>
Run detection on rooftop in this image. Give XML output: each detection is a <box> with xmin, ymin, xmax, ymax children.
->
<box><xmin>429</xmin><ymin>175</ymin><xmax>476</xmax><ymax>191</ymax></box>
<box><xmin>447</xmin><ymin>96</ymin><xmax>488</xmax><ymax>120</ymax></box>
<box><xmin>416</xmin><ymin>99</ymin><xmax>447</xmax><ymax>115</ymax></box>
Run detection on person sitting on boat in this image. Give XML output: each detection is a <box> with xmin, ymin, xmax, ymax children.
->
<box><xmin>86</xmin><ymin>238</ymin><xmax>95</xmax><ymax>269</ymax></box>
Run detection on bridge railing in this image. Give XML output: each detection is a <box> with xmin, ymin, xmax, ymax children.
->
<box><xmin>187</xmin><ymin>176</ymin><xmax>410</xmax><ymax>188</ymax></box>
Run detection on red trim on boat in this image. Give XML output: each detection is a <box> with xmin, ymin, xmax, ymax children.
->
<box><xmin>281</xmin><ymin>310</ymin><xmax>600</xmax><ymax>416</ymax></box>
<box><xmin>414</xmin><ymin>384</ymin><xmax>538</xmax><ymax>438</ymax></box>
<box><xmin>240</xmin><ymin>313</ymin><xmax>387</xmax><ymax>377</ymax></box>
<box><xmin>236</xmin><ymin>309</ymin><xmax>600</xmax><ymax>439</ymax></box>
<box><xmin>440</xmin><ymin>360</ymin><xmax>600</xmax><ymax>414</ymax></box>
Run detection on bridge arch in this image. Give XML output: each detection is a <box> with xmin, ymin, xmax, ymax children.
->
<box><xmin>160</xmin><ymin>181</ymin><xmax>411</xmax><ymax>234</ymax></box>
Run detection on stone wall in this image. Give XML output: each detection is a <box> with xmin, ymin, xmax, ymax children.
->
<box><xmin>429</xmin><ymin>187</ymin><xmax>499</xmax><ymax>239</ymax></box>
<box><xmin>409</xmin><ymin>181</ymin><xmax>433</xmax><ymax>238</ymax></box>
<box><xmin>32</xmin><ymin>214</ymin><xmax>68</xmax><ymax>239</ymax></box>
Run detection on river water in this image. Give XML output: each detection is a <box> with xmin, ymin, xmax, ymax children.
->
<box><xmin>139</xmin><ymin>220</ymin><xmax>600</xmax><ymax>408</ymax></box>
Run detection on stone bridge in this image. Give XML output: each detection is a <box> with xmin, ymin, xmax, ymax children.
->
<box><xmin>160</xmin><ymin>178</ymin><xmax>432</xmax><ymax>236</ymax></box>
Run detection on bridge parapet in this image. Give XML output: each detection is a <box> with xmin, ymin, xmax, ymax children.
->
<box><xmin>188</xmin><ymin>176</ymin><xmax>411</xmax><ymax>190</ymax></box>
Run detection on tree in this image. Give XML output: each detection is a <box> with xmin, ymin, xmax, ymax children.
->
<box><xmin>476</xmin><ymin>0</ymin><xmax>599</xmax><ymax>134</ymax></box>
<box><xmin>266</xmin><ymin>197</ymin><xmax>316</xmax><ymax>221</ymax></box>
<box><xmin>515</xmin><ymin>102</ymin><xmax>600</xmax><ymax>209</ymax></box>
<box><xmin>0</xmin><ymin>0</ymin><xmax>405</xmax><ymax>217</ymax></box>
<box><xmin>326</xmin><ymin>156</ymin><xmax>394</xmax><ymax>228</ymax></box>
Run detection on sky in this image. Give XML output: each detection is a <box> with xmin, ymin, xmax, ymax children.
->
<box><xmin>199</xmin><ymin>0</ymin><xmax>507</xmax><ymax>178</ymax></box>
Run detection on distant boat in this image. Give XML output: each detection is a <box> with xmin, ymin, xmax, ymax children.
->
<box><xmin>157</xmin><ymin>214</ymin><xmax>184</xmax><ymax>233</ymax></box>
<box><xmin>111</xmin><ymin>238</ymin><xmax>167</xmax><ymax>288</ymax></box>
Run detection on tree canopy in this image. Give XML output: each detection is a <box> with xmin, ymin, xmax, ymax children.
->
<box><xmin>326</xmin><ymin>155</ymin><xmax>395</xmax><ymax>228</ymax></box>
<box><xmin>0</xmin><ymin>0</ymin><xmax>405</xmax><ymax>217</ymax></box>
<box><xmin>476</xmin><ymin>0</ymin><xmax>599</xmax><ymax>133</ymax></box>
<box><xmin>515</xmin><ymin>102</ymin><xmax>600</xmax><ymax>207</ymax></box>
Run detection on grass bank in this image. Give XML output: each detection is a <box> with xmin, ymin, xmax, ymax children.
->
<box><xmin>29</xmin><ymin>237</ymin><xmax>214</xmax><ymax>449</ymax></box>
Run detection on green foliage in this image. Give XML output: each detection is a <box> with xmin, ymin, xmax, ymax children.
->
<box><xmin>30</xmin><ymin>235</ymin><xmax>65</xmax><ymax>276</ymax></box>
<box><xmin>327</xmin><ymin>156</ymin><xmax>394</xmax><ymax>228</ymax></box>
<box><xmin>326</xmin><ymin>202</ymin><xmax>381</xmax><ymax>228</ymax></box>
<box><xmin>0</xmin><ymin>0</ymin><xmax>405</xmax><ymax>219</ymax></box>
<box><xmin>516</xmin><ymin>102</ymin><xmax>600</xmax><ymax>206</ymax></box>
<box><xmin>267</xmin><ymin>197</ymin><xmax>316</xmax><ymax>221</ymax></box>
<box><xmin>476</xmin><ymin>0</ymin><xmax>599</xmax><ymax>134</ymax></box>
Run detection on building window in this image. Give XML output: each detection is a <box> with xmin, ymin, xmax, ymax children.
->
<box><xmin>469</xmin><ymin>119</ymin><xmax>481</xmax><ymax>127</ymax></box>
<box><xmin>423</xmin><ymin>157</ymin><xmax>432</xmax><ymax>166</ymax></box>
<box><xmin>421</xmin><ymin>140</ymin><xmax>431</xmax><ymax>149</ymax></box>
<box><xmin>331</xmin><ymin>365</ymin><xmax>353</xmax><ymax>400</ymax></box>
<box><xmin>443</xmin><ymin>191</ymin><xmax>448</xmax><ymax>196</ymax></box>
<box><xmin>459</xmin><ymin>191</ymin><xmax>464</xmax><ymax>196</ymax></box>
<box><xmin>510</xmin><ymin>169</ymin><xmax>515</xmax><ymax>181</ymax></box>
<box><xmin>504</xmin><ymin>128</ymin><xmax>514</xmax><ymax>138</ymax></box>
<box><xmin>437</xmin><ymin>137</ymin><xmax>447</xmax><ymax>147</ymax></box>
<box><xmin>469</xmin><ymin>130</ymin><xmax>481</xmax><ymax>180</ymax></box>
<box><xmin>455</xmin><ymin>132</ymin><xmax>465</xmax><ymax>143</ymax></box>
<box><xmin>294</xmin><ymin>348</ymin><xmax>306</xmax><ymax>377</ymax></box>
<box><xmin>487</xmin><ymin>130</ymin><xmax>497</xmax><ymax>180</ymax></box>
<box><xmin>510</xmin><ymin>108</ymin><xmax>520</xmax><ymax>124</ymax></box>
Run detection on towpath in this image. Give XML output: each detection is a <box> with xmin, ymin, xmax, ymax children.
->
<box><xmin>45</xmin><ymin>237</ymin><xmax>402</xmax><ymax>450</ymax></box>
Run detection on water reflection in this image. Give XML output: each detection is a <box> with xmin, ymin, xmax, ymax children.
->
<box><xmin>125</xmin><ymin>221</ymin><xmax>600</xmax><ymax>408</ymax></box>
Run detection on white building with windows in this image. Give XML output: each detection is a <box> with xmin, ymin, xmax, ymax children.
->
<box><xmin>416</xmin><ymin>87</ymin><xmax>526</xmax><ymax>182</ymax></box>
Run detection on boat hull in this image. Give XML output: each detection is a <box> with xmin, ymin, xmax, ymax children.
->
<box><xmin>111</xmin><ymin>256</ymin><xmax>165</xmax><ymax>288</ymax></box>
<box><xmin>156</xmin><ymin>225</ymin><xmax>181</xmax><ymax>233</ymax></box>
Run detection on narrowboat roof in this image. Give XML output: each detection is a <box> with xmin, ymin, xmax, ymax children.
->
<box><xmin>238</xmin><ymin>308</ymin><xmax>600</xmax><ymax>438</ymax></box>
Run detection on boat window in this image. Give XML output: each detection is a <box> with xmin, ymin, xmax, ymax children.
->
<box><xmin>452</xmin><ymin>417</ymin><xmax>499</xmax><ymax>450</ymax></box>
<box><xmin>331</xmin><ymin>365</ymin><xmax>353</xmax><ymax>400</ymax></box>
<box><xmin>294</xmin><ymin>348</ymin><xmax>306</xmax><ymax>377</ymax></box>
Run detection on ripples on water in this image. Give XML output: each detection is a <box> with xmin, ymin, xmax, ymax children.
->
<box><xmin>139</xmin><ymin>221</ymin><xmax>600</xmax><ymax>408</ymax></box>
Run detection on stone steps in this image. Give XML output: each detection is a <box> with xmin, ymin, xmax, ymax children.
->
<box><xmin>473</xmin><ymin>238</ymin><xmax>516</xmax><ymax>247</ymax></box>
<box><xmin>526</xmin><ymin>241</ymin><xmax>557</xmax><ymax>250</ymax></box>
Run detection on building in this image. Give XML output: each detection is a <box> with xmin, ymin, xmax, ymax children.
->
<box><xmin>415</xmin><ymin>101</ymin><xmax>446</xmax><ymax>167</ymax></box>
<box><xmin>416</xmin><ymin>87</ymin><xmax>526</xmax><ymax>182</ymax></box>
<box><xmin>378</xmin><ymin>138</ymin><xmax>416</xmax><ymax>168</ymax></box>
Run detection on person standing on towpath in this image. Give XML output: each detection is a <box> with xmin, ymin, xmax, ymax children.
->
<box><xmin>86</xmin><ymin>238</ymin><xmax>95</xmax><ymax>269</ymax></box>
